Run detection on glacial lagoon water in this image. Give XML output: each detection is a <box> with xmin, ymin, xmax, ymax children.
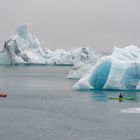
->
<box><xmin>0</xmin><ymin>66</ymin><xmax>140</xmax><ymax>140</ymax></box>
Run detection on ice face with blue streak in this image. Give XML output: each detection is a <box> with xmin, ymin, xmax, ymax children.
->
<box><xmin>73</xmin><ymin>46</ymin><xmax>140</xmax><ymax>90</ymax></box>
<box><xmin>122</xmin><ymin>62</ymin><xmax>140</xmax><ymax>89</ymax></box>
<box><xmin>89</xmin><ymin>58</ymin><xmax>111</xmax><ymax>89</ymax></box>
<box><xmin>104</xmin><ymin>59</ymin><xmax>140</xmax><ymax>90</ymax></box>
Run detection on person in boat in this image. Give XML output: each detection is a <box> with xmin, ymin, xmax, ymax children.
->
<box><xmin>119</xmin><ymin>93</ymin><xmax>124</xmax><ymax>102</ymax></box>
<box><xmin>119</xmin><ymin>93</ymin><xmax>123</xmax><ymax>98</ymax></box>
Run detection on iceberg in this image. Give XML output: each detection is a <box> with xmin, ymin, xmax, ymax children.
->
<box><xmin>73</xmin><ymin>45</ymin><xmax>140</xmax><ymax>90</ymax></box>
<box><xmin>66</xmin><ymin>49</ymin><xmax>100</xmax><ymax>79</ymax></box>
<box><xmin>0</xmin><ymin>24</ymin><xmax>98</xmax><ymax>65</ymax></box>
<box><xmin>44</xmin><ymin>47</ymin><xmax>99</xmax><ymax>65</ymax></box>
<box><xmin>121</xmin><ymin>107</ymin><xmax>140</xmax><ymax>113</ymax></box>
<box><xmin>0</xmin><ymin>24</ymin><xmax>46</xmax><ymax>65</ymax></box>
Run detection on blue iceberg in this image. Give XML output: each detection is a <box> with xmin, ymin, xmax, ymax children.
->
<box><xmin>73</xmin><ymin>46</ymin><xmax>140</xmax><ymax>90</ymax></box>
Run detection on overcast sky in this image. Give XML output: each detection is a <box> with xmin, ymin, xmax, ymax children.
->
<box><xmin>0</xmin><ymin>0</ymin><xmax>140</xmax><ymax>53</ymax></box>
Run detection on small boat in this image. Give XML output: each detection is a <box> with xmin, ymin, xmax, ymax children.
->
<box><xmin>109</xmin><ymin>97</ymin><xmax>135</xmax><ymax>100</ymax></box>
<box><xmin>0</xmin><ymin>93</ymin><xmax>7</xmax><ymax>97</ymax></box>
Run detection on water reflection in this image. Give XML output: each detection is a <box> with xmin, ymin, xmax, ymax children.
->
<box><xmin>86</xmin><ymin>90</ymin><xmax>139</xmax><ymax>102</ymax></box>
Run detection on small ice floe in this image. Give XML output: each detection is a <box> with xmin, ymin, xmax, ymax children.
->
<box><xmin>121</xmin><ymin>107</ymin><xmax>140</xmax><ymax>113</ymax></box>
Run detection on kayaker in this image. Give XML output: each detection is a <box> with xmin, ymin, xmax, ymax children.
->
<box><xmin>119</xmin><ymin>93</ymin><xmax>123</xmax><ymax>102</ymax></box>
<box><xmin>119</xmin><ymin>93</ymin><xmax>123</xmax><ymax>98</ymax></box>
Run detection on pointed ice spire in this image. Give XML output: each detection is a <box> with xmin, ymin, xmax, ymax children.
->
<box><xmin>16</xmin><ymin>23</ymin><xmax>29</xmax><ymax>39</ymax></box>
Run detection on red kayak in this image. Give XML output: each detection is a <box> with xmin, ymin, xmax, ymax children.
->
<box><xmin>0</xmin><ymin>93</ymin><xmax>7</xmax><ymax>97</ymax></box>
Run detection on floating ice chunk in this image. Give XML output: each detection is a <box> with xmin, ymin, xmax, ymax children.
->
<box><xmin>0</xmin><ymin>24</ymin><xmax>99</xmax><ymax>65</ymax></box>
<box><xmin>121</xmin><ymin>107</ymin><xmax>140</xmax><ymax>113</ymax></box>
<box><xmin>73</xmin><ymin>46</ymin><xmax>140</xmax><ymax>90</ymax></box>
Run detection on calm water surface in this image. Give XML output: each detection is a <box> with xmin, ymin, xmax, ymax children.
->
<box><xmin>0</xmin><ymin>66</ymin><xmax>140</xmax><ymax>140</ymax></box>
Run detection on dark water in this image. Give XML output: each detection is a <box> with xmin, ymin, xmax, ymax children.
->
<box><xmin>0</xmin><ymin>66</ymin><xmax>140</xmax><ymax>140</ymax></box>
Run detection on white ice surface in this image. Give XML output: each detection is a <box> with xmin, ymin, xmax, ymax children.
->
<box><xmin>73</xmin><ymin>45</ymin><xmax>140</xmax><ymax>90</ymax></box>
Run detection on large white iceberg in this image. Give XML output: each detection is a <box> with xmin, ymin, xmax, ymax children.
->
<box><xmin>44</xmin><ymin>47</ymin><xmax>98</xmax><ymax>65</ymax></box>
<box><xmin>73</xmin><ymin>45</ymin><xmax>140</xmax><ymax>90</ymax></box>
<box><xmin>0</xmin><ymin>24</ymin><xmax>46</xmax><ymax>65</ymax></box>
<box><xmin>0</xmin><ymin>24</ymin><xmax>98</xmax><ymax>65</ymax></box>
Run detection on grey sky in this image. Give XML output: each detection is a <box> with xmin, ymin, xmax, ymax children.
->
<box><xmin>0</xmin><ymin>0</ymin><xmax>140</xmax><ymax>53</ymax></box>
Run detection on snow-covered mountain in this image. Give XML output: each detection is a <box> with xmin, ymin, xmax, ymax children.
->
<box><xmin>73</xmin><ymin>45</ymin><xmax>140</xmax><ymax>90</ymax></box>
